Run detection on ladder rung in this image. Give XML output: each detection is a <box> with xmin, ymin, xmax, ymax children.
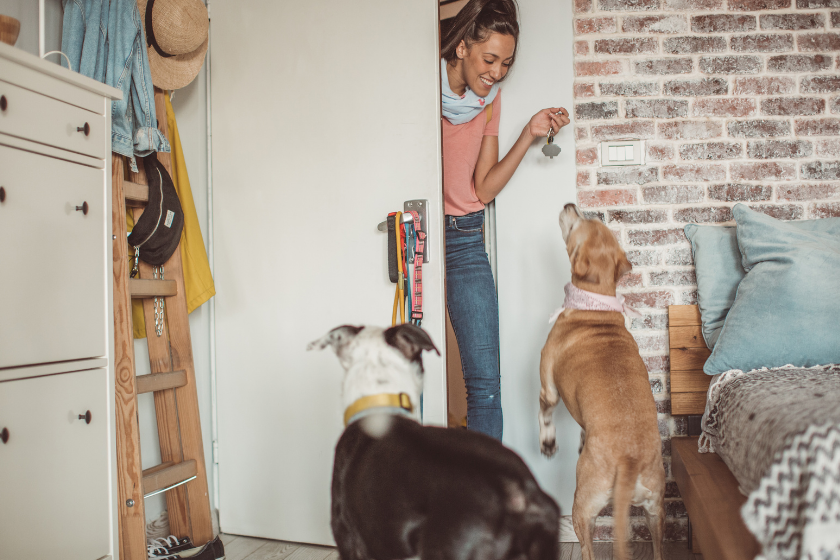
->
<box><xmin>136</xmin><ymin>370</ymin><xmax>188</xmax><ymax>394</ymax></box>
<box><xmin>129</xmin><ymin>278</ymin><xmax>177</xmax><ymax>298</ymax></box>
<box><xmin>124</xmin><ymin>180</ymin><xmax>148</xmax><ymax>205</ymax></box>
<box><xmin>142</xmin><ymin>460</ymin><xmax>197</xmax><ymax>497</ymax></box>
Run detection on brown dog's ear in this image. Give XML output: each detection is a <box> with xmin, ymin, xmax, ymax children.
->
<box><xmin>571</xmin><ymin>245</ymin><xmax>600</xmax><ymax>284</ymax></box>
<box><xmin>573</xmin><ymin>255</ymin><xmax>591</xmax><ymax>283</ymax></box>
<box><xmin>614</xmin><ymin>253</ymin><xmax>633</xmax><ymax>282</ymax></box>
<box><xmin>384</xmin><ymin>324</ymin><xmax>440</xmax><ymax>368</ymax></box>
<box><xmin>307</xmin><ymin>325</ymin><xmax>364</xmax><ymax>353</ymax></box>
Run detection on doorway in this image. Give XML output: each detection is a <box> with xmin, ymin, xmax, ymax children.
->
<box><xmin>440</xmin><ymin>0</ymin><xmax>579</xmax><ymax>513</ymax></box>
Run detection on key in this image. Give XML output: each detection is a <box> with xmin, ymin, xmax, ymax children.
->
<box><xmin>542</xmin><ymin>126</ymin><xmax>561</xmax><ymax>159</ymax></box>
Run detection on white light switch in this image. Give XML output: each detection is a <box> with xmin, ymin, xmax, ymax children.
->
<box><xmin>599</xmin><ymin>140</ymin><xmax>645</xmax><ymax>167</ymax></box>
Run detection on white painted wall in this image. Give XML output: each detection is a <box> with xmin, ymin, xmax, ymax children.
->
<box><xmin>496</xmin><ymin>0</ymin><xmax>579</xmax><ymax>513</ymax></box>
<box><xmin>2</xmin><ymin>0</ymin><xmax>217</xmax><ymax>524</ymax></box>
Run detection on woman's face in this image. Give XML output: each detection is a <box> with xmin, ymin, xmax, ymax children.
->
<box><xmin>457</xmin><ymin>32</ymin><xmax>515</xmax><ymax>97</ymax></box>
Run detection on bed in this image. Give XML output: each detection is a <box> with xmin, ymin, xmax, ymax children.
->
<box><xmin>668</xmin><ymin>304</ymin><xmax>840</xmax><ymax>560</ymax></box>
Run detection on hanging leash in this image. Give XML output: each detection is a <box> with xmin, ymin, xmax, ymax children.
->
<box><xmin>401</xmin><ymin>213</ymin><xmax>414</xmax><ymax>319</ymax></box>
<box><xmin>390</xmin><ymin>212</ymin><xmax>406</xmax><ymax>326</ymax></box>
<box><xmin>406</xmin><ymin>210</ymin><xmax>424</xmax><ymax>326</ymax></box>
<box><xmin>384</xmin><ymin>209</ymin><xmax>425</xmax><ymax>327</ymax></box>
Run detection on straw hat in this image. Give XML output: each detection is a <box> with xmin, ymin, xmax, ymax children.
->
<box><xmin>138</xmin><ymin>0</ymin><xmax>209</xmax><ymax>90</ymax></box>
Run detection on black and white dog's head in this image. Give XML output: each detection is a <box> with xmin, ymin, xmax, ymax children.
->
<box><xmin>308</xmin><ymin>324</ymin><xmax>439</xmax><ymax>422</ymax></box>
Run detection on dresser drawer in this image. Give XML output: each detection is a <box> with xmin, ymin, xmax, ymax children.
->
<box><xmin>0</xmin><ymin>368</ymin><xmax>110</xmax><ymax>560</ymax></box>
<box><xmin>0</xmin><ymin>80</ymin><xmax>107</xmax><ymax>159</ymax></box>
<box><xmin>0</xmin><ymin>146</ymin><xmax>106</xmax><ymax>369</ymax></box>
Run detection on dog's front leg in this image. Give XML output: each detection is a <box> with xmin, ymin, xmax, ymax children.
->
<box><xmin>331</xmin><ymin>453</ymin><xmax>368</xmax><ymax>560</ymax></box>
<box><xmin>331</xmin><ymin>507</ymin><xmax>366</xmax><ymax>560</ymax></box>
<box><xmin>538</xmin><ymin>351</ymin><xmax>560</xmax><ymax>457</ymax></box>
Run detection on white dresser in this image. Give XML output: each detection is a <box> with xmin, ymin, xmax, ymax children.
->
<box><xmin>0</xmin><ymin>42</ymin><xmax>121</xmax><ymax>560</ymax></box>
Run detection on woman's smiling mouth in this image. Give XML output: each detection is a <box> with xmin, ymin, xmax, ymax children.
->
<box><xmin>479</xmin><ymin>76</ymin><xmax>494</xmax><ymax>88</ymax></box>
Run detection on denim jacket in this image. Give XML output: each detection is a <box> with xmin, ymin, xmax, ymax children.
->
<box><xmin>62</xmin><ymin>0</ymin><xmax>170</xmax><ymax>171</ymax></box>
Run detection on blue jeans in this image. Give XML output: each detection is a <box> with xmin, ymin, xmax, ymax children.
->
<box><xmin>445</xmin><ymin>211</ymin><xmax>503</xmax><ymax>440</ymax></box>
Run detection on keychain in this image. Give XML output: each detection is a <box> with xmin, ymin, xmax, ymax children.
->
<box><xmin>130</xmin><ymin>246</ymin><xmax>140</xmax><ymax>278</ymax></box>
<box><xmin>542</xmin><ymin>126</ymin><xmax>561</xmax><ymax>159</ymax></box>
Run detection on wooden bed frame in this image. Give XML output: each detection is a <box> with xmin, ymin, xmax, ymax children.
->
<box><xmin>668</xmin><ymin>305</ymin><xmax>761</xmax><ymax>560</ymax></box>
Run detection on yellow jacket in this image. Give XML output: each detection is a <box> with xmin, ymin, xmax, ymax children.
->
<box><xmin>129</xmin><ymin>94</ymin><xmax>215</xmax><ymax>338</ymax></box>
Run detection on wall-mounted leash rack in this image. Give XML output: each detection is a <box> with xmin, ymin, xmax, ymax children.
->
<box><xmin>378</xmin><ymin>200</ymin><xmax>429</xmax><ymax>326</ymax></box>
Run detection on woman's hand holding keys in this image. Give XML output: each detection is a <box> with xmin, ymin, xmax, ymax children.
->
<box><xmin>527</xmin><ymin>107</ymin><xmax>571</xmax><ymax>139</ymax></box>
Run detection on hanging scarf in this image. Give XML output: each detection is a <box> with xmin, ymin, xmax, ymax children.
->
<box><xmin>441</xmin><ymin>58</ymin><xmax>500</xmax><ymax>125</ymax></box>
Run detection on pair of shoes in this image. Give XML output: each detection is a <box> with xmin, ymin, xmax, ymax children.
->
<box><xmin>148</xmin><ymin>536</ymin><xmax>193</xmax><ymax>557</ymax></box>
<box><xmin>149</xmin><ymin>536</ymin><xmax>225</xmax><ymax>560</ymax></box>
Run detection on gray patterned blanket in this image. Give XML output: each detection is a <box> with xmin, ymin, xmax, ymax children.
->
<box><xmin>699</xmin><ymin>364</ymin><xmax>840</xmax><ymax>560</ymax></box>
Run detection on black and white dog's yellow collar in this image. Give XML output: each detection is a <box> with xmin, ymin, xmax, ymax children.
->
<box><xmin>344</xmin><ymin>393</ymin><xmax>413</xmax><ymax>426</ymax></box>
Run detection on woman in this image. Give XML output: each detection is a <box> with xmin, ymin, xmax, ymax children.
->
<box><xmin>441</xmin><ymin>0</ymin><xmax>570</xmax><ymax>440</ymax></box>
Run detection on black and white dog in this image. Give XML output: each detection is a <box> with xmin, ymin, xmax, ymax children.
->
<box><xmin>308</xmin><ymin>324</ymin><xmax>559</xmax><ymax>560</ymax></box>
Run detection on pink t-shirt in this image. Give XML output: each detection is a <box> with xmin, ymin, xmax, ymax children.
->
<box><xmin>442</xmin><ymin>92</ymin><xmax>502</xmax><ymax>216</ymax></box>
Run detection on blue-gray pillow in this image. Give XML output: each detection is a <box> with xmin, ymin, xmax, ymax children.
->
<box><xmin>685</xmin><ymin>216</ymin><xmax>840</xmax><ymax>349</ymax></box>
<box><xmin>684</xmin><ymin>225</ymin><xmax>744</xmax><ymax>349</ymax></box>
<box><xmin>703</xmin><ymin>204</ymin><xmax>840</xmax><ymax>375</ymax></box>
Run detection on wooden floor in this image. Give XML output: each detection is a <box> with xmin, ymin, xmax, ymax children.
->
<box><xmin>220</xmin><ymin>533</ymin><xmax>704</xmax><ymax>560</ymax></box>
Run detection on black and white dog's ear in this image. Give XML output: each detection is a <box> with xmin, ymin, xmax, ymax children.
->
<box><xmin>384</xmin><ymin>324</ymin><xmax>440</xmax><ymax>365</ymax></box>
<box><xmin>307</xmin><ymin>325</ymin><xmax>364</xmax><ymax>353</ymax></box>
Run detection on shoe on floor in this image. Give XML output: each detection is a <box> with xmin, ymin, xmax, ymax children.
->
<box><xmin>151</xmin><ymin>536</ymin><xmax>225</xmax><ymax>560</ymax></box>
<box><xmin>148</xmin><ymin>536</ymin><xmax>193</xmax><ymax>558</ymax></box>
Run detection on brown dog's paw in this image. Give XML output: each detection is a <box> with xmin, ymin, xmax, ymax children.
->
<box><xmin>540</xmin><ymin>439</ymin><xmax>557</xmax><ymax>458</ymax></box>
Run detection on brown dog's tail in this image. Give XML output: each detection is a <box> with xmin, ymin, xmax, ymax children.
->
<box><xmin>612</xmin><ymin>460</ymin><xmax>638</xmax><ymax>560</ymax></box>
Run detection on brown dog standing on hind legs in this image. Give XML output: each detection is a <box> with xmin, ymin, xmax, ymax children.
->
<box><xmin>539</xmin><ymin>203</ymin><xmax>665</xmax><ymax>560</ymax></box>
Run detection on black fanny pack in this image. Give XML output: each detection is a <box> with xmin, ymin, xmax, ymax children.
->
<box><xmin>127</xmin><ymin>154</ymin><xmax>184</xmax><ymax>266</ymax></box>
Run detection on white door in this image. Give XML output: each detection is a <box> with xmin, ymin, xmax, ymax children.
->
<box><xmin>496</xmin><ymin>0</ymin><xmax>579</xmax><ymax>514</ymax></box>
<box><xmin>210</xmin><ymin>0</ymin><xmax>446</xmax><ymax>545</ymax></box>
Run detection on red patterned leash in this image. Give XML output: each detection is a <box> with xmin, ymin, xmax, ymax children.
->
<box><xmin>407</xmin><ymin>210</ymin><xmax>424</xmax><ymax>326</ymax></box>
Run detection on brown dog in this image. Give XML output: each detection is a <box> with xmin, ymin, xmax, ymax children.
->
<box><xmin>539</xmin><ymin>204</ymin><xmax>665</xmax><ymax>560</ymax></box>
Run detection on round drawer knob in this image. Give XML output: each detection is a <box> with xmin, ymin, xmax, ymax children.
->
<box><xmin>0</xmin><ymin>95</ymin><xmax>7</xmax><ymax>112</ymax></box>
<box><xmin>1</xmin><ymin>427</ymin><xmax>8</xmax><ymax>444</ymax></box>
<box><xmin>77</xmin><ymin>122</ymin><xmax>91</xmax><ymax>136</ymax></box>
<box><xmin>0</xmin><ymin>186</ymin><xmax>5</xmax><ymax>203</ymax></box>
<box><xmin>126</xmin><ymin>499</ymin><xmax>135</xmax><ymax>507</ymax></box>
<box><xmin>76</xmin><ymin>201</ymin><xmax>89</xmax><ymax>215</ymax></box>
<box><xmin>78</xmin><ymin>410</ymin><xmax>92</xmax><ymax>424</ymax></box>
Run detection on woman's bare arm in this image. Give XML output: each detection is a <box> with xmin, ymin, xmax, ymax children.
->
<box><xmin>474</xmin><ymin>107</ymin><xmax>570</xmax><ymax>204</ymax></box>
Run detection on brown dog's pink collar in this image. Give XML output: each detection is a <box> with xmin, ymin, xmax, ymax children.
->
<box><xmin>549</xmin><ymin>282</ymin><xmax>642</xmax><ymax>323</ymax></box>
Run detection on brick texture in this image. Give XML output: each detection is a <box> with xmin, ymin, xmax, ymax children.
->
<box><xmin>730</xmin><ymin>0</ymin><xmax>789</xmax><ymax>9</ymax></box>
<box><xmin>692</xmin><ymin>14</ymin><xmax>756</xmax><ymax>32</ymax></box>
<box><xmin>624</xmin><ymin>15</ymin><xmax>689</xmax><ymax>32</ymax></box>
<box><xmin>732</xmin><ymin>76</ymin><xmax>796</xmax><ymax>94</ymax></box>
<box><xmin>767</xmin><ymin>54</ymin><xmax>832</xmax><ymax>71</ymax></box>
<box><xmin>635</xmin><ymin>58</ymin><xmax>694</xmax><ymax>74</ymax></box>
<box><xmin>572</xmin><ymin>0</ymin><xmax>838</xmax><ymax>540</ymax></box>
<box><xmin>600</xmin><ymin>81</ymin><xmax>659</xmax><ymax>96</ymax></box>
<box><xmin>699</xmin><ymin>55</ymin><xmax>762</xmax><ymax>73</ymax></box>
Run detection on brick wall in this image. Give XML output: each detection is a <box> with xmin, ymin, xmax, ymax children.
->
<box><xmin>572</xmin><ymin>0</ymin><xmax>840</xmax><ymax>542</ymax></box>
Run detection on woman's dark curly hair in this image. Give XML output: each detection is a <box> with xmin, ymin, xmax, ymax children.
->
<box><xmin>441</xmin><ymin>0</ymin><xmax>520</xmax><ymax>82</ymax></box>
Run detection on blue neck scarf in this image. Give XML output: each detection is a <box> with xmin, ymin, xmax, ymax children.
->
<box><xmin>441</xmin><ymin>58</ymin><xmax>500</xmax><ymax>126</ymax></box>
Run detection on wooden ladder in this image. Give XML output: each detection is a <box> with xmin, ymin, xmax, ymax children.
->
<box><xmin>111</xmin><ymin>88</ymin><xmax>214</xmax><ymax>560</ymax></box>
